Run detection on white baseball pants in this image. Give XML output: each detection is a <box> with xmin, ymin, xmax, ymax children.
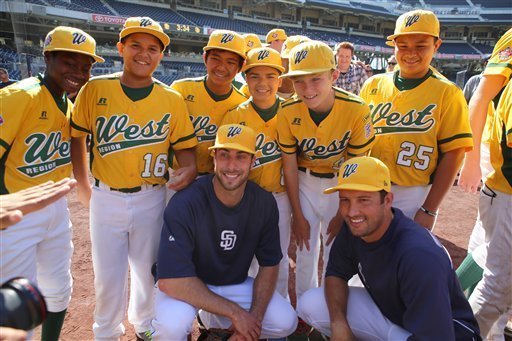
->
<box><xmin>152</xmin><ymin>277</ymin><xmax>298</xmax><ymax>340</ymax></box>
<box><xmin>295</xmin><ymin>171</ymin><xmax>339</xmax><ymax>298</ymax></box>
<box><xmin>469</xmin><ymin>186</ymin><xmax>512</xmax><ymax>337</ymax></box>
<box><xmin>248</xmin><ymin>191</ymin><xmax>291</xmax><ymax>299</ymax></box>
<box><xmin>297</xmin><ymin>286</ymin><xmax>411</xmax><ymax>340</ymax></box>
<box><xmin>390</xmin><ymin>185</ymin><xmax>431</xmax><ymax>220</ymax></box>
<box><xmin>0</xmin><ymin>197</ymin><xmax>73</xmax><ymax>312</ymax></box>
<box><xmin>90</xmin><ymin>186</ymin><xmax>165</xmax><ymax>339</ymax></box>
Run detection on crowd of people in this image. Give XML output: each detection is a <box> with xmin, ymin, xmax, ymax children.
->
<box><xmin>0</xmin><ymin>8</ymin><xmax>510</xmax><ymax>341</ymax></box>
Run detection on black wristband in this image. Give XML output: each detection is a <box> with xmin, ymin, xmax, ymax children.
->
<box><xmin>419</xmin><ymin>206</ymin><xmax>438</xmax><ymax>217</ymax></box>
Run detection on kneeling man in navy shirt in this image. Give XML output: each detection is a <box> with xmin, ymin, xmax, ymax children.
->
<box><xmin>153</xmin><ymin>124</ymin><xmax>297</xmax><ymax>340</ymax></box>
<box><xmin>298</xmin><ymin>156</ymin><xmax>481</xmax><ymax>340</ymax></box>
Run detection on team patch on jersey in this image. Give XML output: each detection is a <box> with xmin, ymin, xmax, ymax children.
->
<box><xmin>292</xmin><ymin>117</ymin><xmax>301</xmax><ymax>125</ymax></box>
<box><xmin>364</xmin><ymin>122</ymin><xmax>372</xmax><ymax>139</ymax></box>
<box><xmin>18</xmin><ymin>131</ymin><xmax>71</xmax><ymax>177</ymax></box>
<box><xmin>370</xmin><ymin>103</ymin><xmax>436</xmax><ymax>135</ymax></box>
<box><xmin>95</xmin><ymin>114</ymin><xmax>171</xmax><ymax>156</ymax></box>
<box><xmin>185</xmin><ymin>95</ymin><xmax>195</xmax><ymax>102</ymax></box>
<box><xmin>0</xmin><ymin>114</ymin><xmax>4</xmax><ymax>126</ymax></box>
<box><xmin>498</xmin><ymin>47</ymin><xmax>512</xmax><ymax>61</ymax></box>
<box><xmin>299</xmin><ymin>131</ymin><xmax>351</xmax><ymax>160</ymax></box>
<box><xmin>39</xmin><ymin>111</ymin><xmax>48</xmax><ymax>120</ymax></box>
<box><xmin>220</xmin><ymin>230</ymin><xmax>237</xmax><ymax>250</ymax></box>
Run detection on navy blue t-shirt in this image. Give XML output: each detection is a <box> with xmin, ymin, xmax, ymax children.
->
<box><xmin>326</xmin><ymin>208</ymin><xmax>479</xmax><ymax>340</ymax></box>
<box><xmin>157</xmin><ymin>175</ymin><xmax>282</xmax><ymax>286</ymax></box>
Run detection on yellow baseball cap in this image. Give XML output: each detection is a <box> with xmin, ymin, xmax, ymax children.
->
<box><xmin>266</xmin><ymin>29</ymin><xmax>287</xmax><ymax>44</ymax></box>
<box><xmin>280</xmin><ymin>41</ymin><xmax>336</xmax><ymax>78</ymax></box>
<box><xmin>243</xmin><ymin>47</ymin><xmax>285</xmax><ymax>73</ymax></box>
<box><xmin>324</xmin><ymin>157</ymin><xmax>391</xmax><ymax>194</ymax></box>
<box><xmin>43</xmin><ymin>26</ymin><xmax>104</xmax><ymax>63</ymax></box>
<box><xmin>281</xmin><ymin>35</ymin><xmax>311</xmax><ymax>59</ymax></box>
<box><xmin>209</xmin><ymin>124</ymin><xmax>256</xmax><ymax>154</ymax></box>
<box><xmin>119</xmin><ymin>17</ymin><xmax>170</xmax><ymax>49</ymax></box>
<box><xmin>243</xmin><ymin>33</ymin><xmax>263</xmax><ymax>53</ymax></box>
<box><xmin>386</xmin><ymin>10</ymin><xmax>440</xmax><ymax>47</ymax></box>
<box><xmin>203</xmin><ymin>30</ymin><xmax>246</xmax><ymax>60</ymax></box>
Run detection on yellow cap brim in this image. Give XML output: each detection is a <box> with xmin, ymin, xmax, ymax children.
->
<box><xmin>323</xmin><ymin>183</ymin><xmax>386</xmax><ymax>194</ymax></box>
<box><xmin>243</xmin><ymin>63</ymin><xmax>285</xmax><ymax>73</ymax></box>
<box><xmin>386</xmin><ymin>32</ymin><xmax>438</xmax><ymax>46</ymax></box>
<box><xmin>208</xmin><ymin>143</ymin><xmax>255</xmax><ymax>155</ymax></box>
<box><xmin>120</xmin><ymin>27</ymin><xmax>170</xmax><ymax>48</ymax></box>
<box><xmin>43</xmin><ymin>47</ymin><xmax>104</xmax><ymax>63</ymax></box>
<box><xmin>280</xmin><ymin>67</ymin><xmax>333</xmax><ymax>78</ymax></box>
<box><xmin>203</xmin><ymin>46</ymin><xmax>247</xmax><ymax>60</ymax></box>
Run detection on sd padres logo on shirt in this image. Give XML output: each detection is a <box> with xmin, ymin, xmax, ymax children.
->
<box><xmin>220</xmin><ymin>230</ymin><xmax>237</xmax><ymax>250</ymax></box>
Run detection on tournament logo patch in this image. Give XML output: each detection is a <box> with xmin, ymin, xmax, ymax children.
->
<box><xmin>498</xmin><ymin>47</ymin><xmax>512</xmax><ymax>61</ymax></box>
<box><xmin>247</xmin><ymin>41</ymin><xmax>254</xmax><ymax>48</ymax></box>
<box><xmin>342</xmin><ymin>163</ymin><xmax>358</xmax><ymax>178</ymax></box>
<box><xmin>44</xmin><ymin>35</ymin><xmax>52</xmax><ymax>48</ymax></box>
<box><xmin>272</xmin><ymin>33</ymin><xmax>278</xmax><ymax>39</ymax></box>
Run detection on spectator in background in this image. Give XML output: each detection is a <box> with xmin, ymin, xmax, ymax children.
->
<box><xmin>386</xmin><ymin>55</ymin><xmax>397</xmax><ymax>72</ymax></box>
<box><xmin>266</xmin><ymin>28</ymin><xmax>287</xmax><ymax>53</ymax></box>
<box><xmin>334</xmin><ymin>42</ymin><xmax>368</xmax><ymax>95</ymax></box>
<box><xmin>364</xmin><ymin>64</ymin><xmax>373</xmax><ymax>78</ymax></box>
<box><xmin>0</xmin><ymin>68</ymin><xmax>17</xmax><ymax>89</ymax></box>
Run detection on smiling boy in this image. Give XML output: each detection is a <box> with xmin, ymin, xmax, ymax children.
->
<box><xmin>170</xmin><ymin>30</ymin><xmax>248</xmax><ymax>177</ymax></box>
<box><xmin>277</xmin><ymin>41</ymin><xmax>374</xmax><ymax>298</ymax></box>
<box><xmin>222</xmin><ymin>47</ymin><xmax>291</xmax><ymax>298</ymax></box>
<box><xmin>0</xmin><ymin>26</ymin><xmax>102</xmax><ymax>340</ymax></box>
<box><xmin>360</xmin><ymin>10</ymin><xmax>473</xmax><ymax>230</ymax></box>
<box><xmin>70</xmin><ymin>17</ymin><xmax>197</xmax><ymax>339</ymax></box>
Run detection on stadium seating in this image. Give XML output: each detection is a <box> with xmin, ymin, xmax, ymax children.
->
<box><xmin>480</xmin><ymin>13</ymin><xmax>512</xmax><ymax>21</ymax></box>
<box><xmin>424</xmin><ymin>0</ymin><xmax>470</xmax><ymax>6</ymax></box>
<box><xmin>110</xmin><ymin>1</ymin><xmax>194</xmax><ymax>25</ymax></box>
<box><xmin>472</xmin><ymin>0</ymin><xmax>510</xmax><ymax>7</ymax></box>
<box><xmin>72</xmin><ymin>0</ymin><xmax>114</xmax><ymax>15</ymax></box>
<box><xmin>45</xmin><ymin>0</ymin><xmax>94</xmax><ymax>13</ymax></box>
<box><xmin>438</xmin><ymin>42</ymin><xmax>477</xmax><ymax>54</ymax></box>
<box><xmin>472</xmin><ymin>43</ymin><xmax>494</xmax><ymax>54</ymax></box>
<box><xmin>24</xmin><ymin>0</ymin><xmax>48</xmax><ymax>6</ymax></box>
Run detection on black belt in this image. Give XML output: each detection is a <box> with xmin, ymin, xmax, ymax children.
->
<box><xmin>94</xmin><ymin>179</ymin><xmax>159</xmax><ymax>193</ymax></box>
<box><xmin>298</xmin><ymin>167</ymin><xmax>336</xmax><ymax>179</ymax></box>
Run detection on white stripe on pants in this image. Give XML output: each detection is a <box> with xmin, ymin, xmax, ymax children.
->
<box><xmin>297</xmin><ymin>286</ymin><xmax>411</xmax><ymax>340</ymax></box>
<box><xmin>90</xmin><ymin>186</ymin><xmax>165</xmax><ymax>339</ymax></box>
<box><xmin>295</xmin><ymin>171</ymin><xmax>339</xmax><ymax>298</ymax></box>
<box><xmin>152</xmin><ymin>277</ymin><xmax>298</xmax><ymax>340</ymax></box>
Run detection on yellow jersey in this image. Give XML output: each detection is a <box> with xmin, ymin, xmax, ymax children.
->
<box><xmin>71</xmin><ymin>74</ymin><xmax>197</xmax><ymax>189</ymax></box>
<box><xmin>277</xmin><ymin>88</ymin><xmax>374</xmax><ymax>173</ymax></box>
<box><xmin>0</xmin><ymin>75</ymin><xmax>72</xmax><ymax>193</ymax></box>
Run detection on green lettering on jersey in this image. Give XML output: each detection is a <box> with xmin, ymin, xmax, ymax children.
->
<box><xmin>19</xmin><ymin>132</ymin><xmax>71</xmax><ymax>177</ymax></box>
<box><xmin>369</xmin><ymin>103</ymin><xmax>436</xmax><ymax>135</ymax></box>
<box><xmin>95</xmin><ymin>114</ymin><xmax>170</xmax><ymax>156</ymax></box>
